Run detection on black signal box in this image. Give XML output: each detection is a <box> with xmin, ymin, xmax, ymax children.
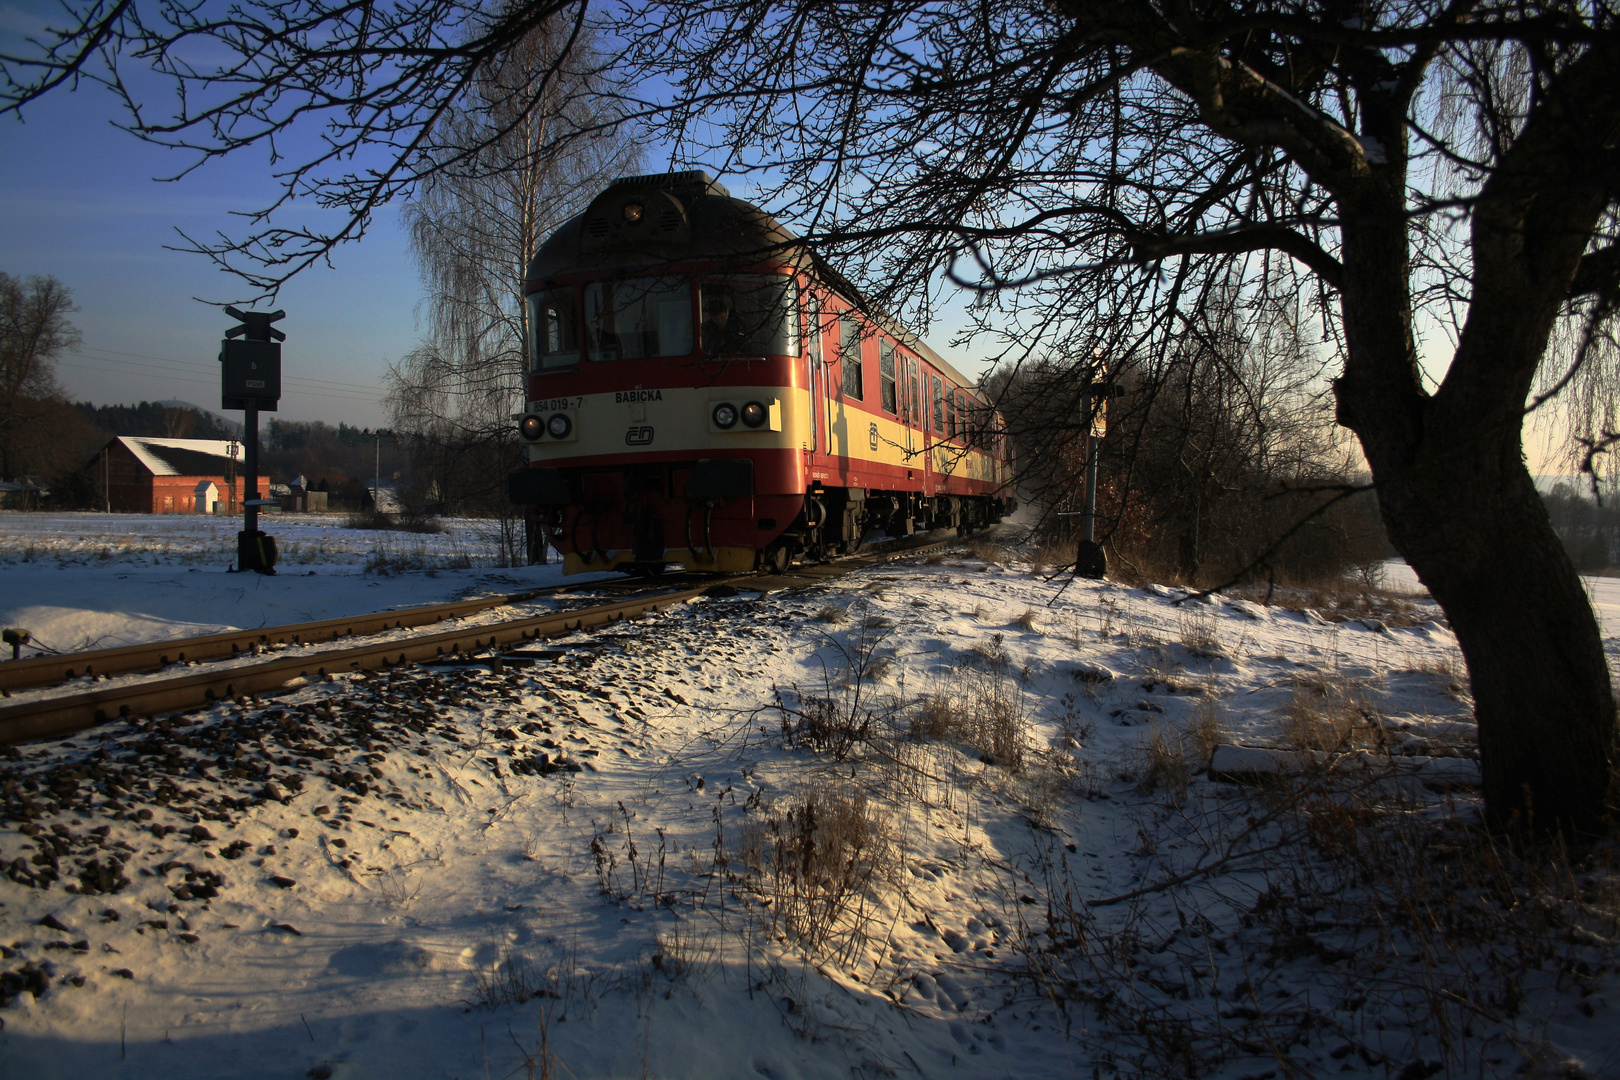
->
<box><xmin>221</xmin><ymin>339</ymin><xmax>281</xmax><ymax>411</ymax></box>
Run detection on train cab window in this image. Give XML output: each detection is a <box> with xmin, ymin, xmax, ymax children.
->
<box><xmin>932</xmin><ymin>375</ymin><xmax>945</xmax><ymax>433</ymax></box>
<box><xmin>879</xmin><ymin>340</ymin><xmax>897</xmax><ymax>413</ymax></box>
<box><xmin>584</xmin><ymin>277</ymin><xmax>692</xmax><ymax>361</ymax></box>
<box><xmin>700</xmin><ymin>276</ymin><xmax>800</xmax><ymax>356</ymax></box>
<box><xmin>840</xmin><ymin>314</ymin><xmax>863</xmax><ymax>399</ymax></box>
<box><xmin>527</xmin><ymin>288</ymin><xmax>580</xmax><ymax>370</ymax></box>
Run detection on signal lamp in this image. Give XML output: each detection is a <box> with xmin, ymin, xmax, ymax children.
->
<box><xmin>623</xmin><ymin>201</ymin><xmax>645</xmax><ymax>223</ymax></box>
<box><xmin>741</xmin><ymin>400</ymin><xmax>767</xmax><ymax>428</ymax></box>
<box><xmin>712</xmin><ymin>403</ymin><xmax>738</xmax><ymax>429</ymax></box>
<box><xmin>519</xmin><ymin>414</ymin><xmax>545</xmax><ymax>441</ymax></box>
<box><xmin>547</xmin><ymin>413</ymin><xmax>572</xmax><ymax>438</ymax></box>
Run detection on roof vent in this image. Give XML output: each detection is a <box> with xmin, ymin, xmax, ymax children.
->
<box><xmin>607</xmin><ymin>170</ymin><xmax>730</xmax><ymax>197</ymax></box>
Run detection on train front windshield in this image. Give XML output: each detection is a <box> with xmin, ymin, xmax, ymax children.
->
<box><xmin>584</xmin><ymin>277</ymin><xmax>693</xmax><ymax>361</ymax></box>
<box><xmin>700</xmin><ymin>276</ymin><xmax>799</xmax><ymax>357</ymax></box>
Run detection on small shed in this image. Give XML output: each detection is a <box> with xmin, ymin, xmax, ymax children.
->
<box><xmin>281</xmin><ymin>475</ymin><xmax>329</xmax><ymax>513</ymax></box>
<box><xmin>96</xmin><ymin>437</ymin><xmax>269</xmax><ymax>514</ymax></box>
<box><xmin>364</xmin><ymin>481</ymin><xmax>403</xmax><ymax>514</ymax></box>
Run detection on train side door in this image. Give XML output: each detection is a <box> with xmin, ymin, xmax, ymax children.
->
<box><xmin>922</xmin><ymin>370</ymin><xmax>937</xmax><ymax>497</ymax></box>
<box><xmin>901</xmin><ymin>354</ymin><xmax>918</xmax><ymax>470</ymax></box>
<box><xmin>805</xmin><ymin>291</ymin><xmax>825</xmax><ymax>467</ymax></box>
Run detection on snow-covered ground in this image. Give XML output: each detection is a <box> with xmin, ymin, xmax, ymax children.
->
<box><xmin>1382</xmin><ymin>556</ymin><xmax>1620</xmax><ymax>638</ymax></box>
<box><xmin>1</xmin><ymin>514</ymin><xmax>1617</xmax><ymax>1079</ymax></box>
<box><xmin>0</xmin><ymin>512</ymin><xmax>619</xmax><ymax>657</ymax></box>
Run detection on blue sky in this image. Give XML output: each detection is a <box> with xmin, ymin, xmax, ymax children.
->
<box><xmin>0</xmin><ymin>2</ymin><xmax>998</xmax><ymax>433</ymax></box>
<box><xmin>0</xmin><ymin>49</ymin><xmax>421</xmax><ymax>429</ymax></box>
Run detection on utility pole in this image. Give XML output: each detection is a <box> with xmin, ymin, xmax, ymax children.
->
<box><xmin>373</xmin><ymin>429</ymin><xmax>391</xmax><ymax>513</ymax></box>
<box><xmin>220</xmin><ymin>307</ymin><xmax>284</xmax><ymax>574</ymax></box>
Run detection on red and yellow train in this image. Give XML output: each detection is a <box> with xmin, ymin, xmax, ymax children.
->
<box><xmin>508</xmin><ymin>171</ymin><xmax>1015</xmax><ymax>575</ymax></box>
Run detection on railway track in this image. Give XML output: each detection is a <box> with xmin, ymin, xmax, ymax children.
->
<box><xmin>0</xmin><ymin>534</ymin><xmax>960</xmax><ymax>746</ymax></box>
<box><xmin>0</xmin><ymin>568</ymin><xmax>733</xmax><ymax>696</ymax></box>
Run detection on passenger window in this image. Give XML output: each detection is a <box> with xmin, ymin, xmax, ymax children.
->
<box><xmin>879</xmin><ymin>341</ymin><xmax>897</xmax><ymax>414</ymax></box>
<box><xmin>840</xmin><ymin>314</ymin><xmax>863</xmax><ymax>399</ymax></box>
<box><xmin>932</xmin><ymin>375</ymin><xmax>944</xmax><ymax>433</ymax></box>
<box><xmin>584</xmin><ymin>277</ymin><xmax>692</xmax><ymax>361</ymax></box>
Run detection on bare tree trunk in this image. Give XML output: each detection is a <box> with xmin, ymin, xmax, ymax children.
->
<box><xmin>1334</xmin><ymin>78</ymin><xmax>1620</xmax><ymax>831</ymax></box>
<box><xmin>1380</xmin><ymin>436</ymin><xmax>1614</xmax><ymax>832</ymax></box>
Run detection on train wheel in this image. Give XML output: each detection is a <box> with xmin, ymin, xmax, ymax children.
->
<box><xmin>759</xmin><ymin>543</ymin><xmax>789</xmax><ymax>574</ymax></box>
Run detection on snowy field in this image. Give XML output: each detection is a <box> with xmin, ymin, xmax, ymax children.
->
<box><xmin>0</xmin><ymin>512</ymin><xmax>620</xmax><ymax>658</ymax></box>
<box><xmin>1</xmin><ymin>513</ymin><xmax>1617</xmax><ymax>1079</ymax></box>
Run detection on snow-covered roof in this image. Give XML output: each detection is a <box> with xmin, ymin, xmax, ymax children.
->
<box><xmin>366</xmin><ymin>480</ymin><xmax>403</xmax><ymax>513</ymax></box>
<box><xmin>115</xmin><ymin>436</ymin><xmax>255</xmax><ymax>478</ymax></box>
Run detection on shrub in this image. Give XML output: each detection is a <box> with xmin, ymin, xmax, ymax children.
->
<box><xmin>759</xmin><ymin>778</ymin><xmax>896</xmax><ymax>959</ymax></box>
<box><xmin>912</xmin><ymin>644</ymin><xmax>1029</xmax><ymax>769</ymax></box>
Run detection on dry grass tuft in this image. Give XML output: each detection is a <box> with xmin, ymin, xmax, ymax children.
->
<box><xmin>1280</xmin><ymin>679</ymin><xmax>1369</xmax><ymax>752</ymax></box>
<box><xmin>649</xmin><ymin>923</ymin><xmax>715</xmax><ymax>983</ymax></box>
<box><xmin>1011</xmin><ymin>606</ymin><xmax>1041</xmax><ymax>632</ymax></box>
<box><xmin>753</xmin><ymin>778</ymin><xmax>898</xmax><ymax>960</ymax></box>
<box><xmin>1017</xmin><ymin>771</ymin><xmax>1620</xmax><ymax>1079</ymax></box>
<box><xmin>815</xmin><ymin>604</ymin><xmax>848</xmax><ymax>624</ymax></box>
<box><xmin>966</xmin><ymin>537</ymin><xmax>1009</xmax><ymax>565</ymax></box>
<box><xmin>911</xmin><ymin>641</ymin><xmax>1029</xmax><ymax>769</ymax></box>
<box><xmin>345</xmin><ymin>509</ymin><xmax>444</xmax><ymax>533</ymax></box>
<box><xmin>1187</xmin><ymin>698</ymin><xmax>1224</xmax><ymax>763</ymax></box>
<box><xmin>1134</xmin><ymin>725</ymin><xmax>1191</xmax><ymax>805</ymax></box>
<box><xmin>1176</xmin><ymin>608</ymin><xmax>1227</xmax><ymax>658</ymax></box>
<box><xmin>789</xmin><ymin>693</ymin><xmax>874</xmax><ymax>757</ymax></box>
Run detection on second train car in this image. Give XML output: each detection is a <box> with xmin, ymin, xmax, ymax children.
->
<box><xmin>508</xmin><ymin>171</ymin><xmax>1015</xmax><ymax>575</ymax></box>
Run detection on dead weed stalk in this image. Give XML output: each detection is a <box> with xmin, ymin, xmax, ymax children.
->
<box><xmin>1013</xmin><ymin>771</ymin><xmax>1620</xmax><ymax>1079</ymax></box>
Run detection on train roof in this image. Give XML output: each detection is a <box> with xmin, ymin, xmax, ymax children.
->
<box><xmin>526</xmin><ymin>172</ymin><xmax>987</xmax><ymax>400</ymax></box>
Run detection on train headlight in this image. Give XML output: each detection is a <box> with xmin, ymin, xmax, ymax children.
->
<box><xmin>712</xmin><ymin>402</ymin><xmax>738</xmax><ymax>429</ymax></box>
<box><xmin>741</xmin><ymin>400</ymin><xmax>768</xmax><ymax>428</ymax></box>
<box><xmin>547</xmin><ymin>413</ymin><xmax>572</xmax><ymax>439</ymax></box>
<box><xmin>519</xmin><ymin>414</ymin><xmax>545</xmax><ymax>441</ymax></box>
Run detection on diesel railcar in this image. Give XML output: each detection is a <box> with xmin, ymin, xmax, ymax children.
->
<box><xmin>508</xmin><ymin>171</ymin><xmax>1014</xmax><ymax>575</ymax></box>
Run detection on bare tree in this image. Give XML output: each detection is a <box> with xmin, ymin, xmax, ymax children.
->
<box><xmin>5</xmin><ymin>2</ymin><xmax>1618</xmax><ymax>831</ymax></box>
<box><xmin>0</xmin><ymin>271</ymin><xmax>81</xmax><ymax>483</ymax></box>
<box><xmin>385</xmin><ymin>14</ymin><xmax>636</xmax><ymax>559</ymax></box>
<box><xmin>1008</xmin><ymin>279</ymin><xmax>1375</xmax><ymax>586</ymax></box>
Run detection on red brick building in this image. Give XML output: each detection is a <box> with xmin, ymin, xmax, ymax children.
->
<box><xmin>96</xmin><ymin>437</ymin><xmax>269</xmax><ymax>514</ymax></box>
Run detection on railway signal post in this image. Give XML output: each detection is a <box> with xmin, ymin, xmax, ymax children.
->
<box><xmin>220</xmin><ymin>307</ymin><xmax>283</xmax><ymax>575</ymax></box>
<box><xmin>1076</xmin><ymin>378</ymin><xmax>1113</xmax><ymax>579</ymax></box>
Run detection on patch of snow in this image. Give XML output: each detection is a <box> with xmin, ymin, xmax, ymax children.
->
<box><xmin>0</xmin><ymin>518</ymin><xmax>1612</xmax><ymax>1078</ymax></box>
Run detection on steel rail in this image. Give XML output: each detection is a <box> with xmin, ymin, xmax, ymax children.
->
<box><xmin>0</xmin><ymin>586</ymin><xmax>711</xmax><ymax>746</ymax></box>
<box><xmin>0</xmin><ymin>533</ymin><xmax>962</xmax><ymax>746</ymax></box>
<box><xmin>0</xmin><ymin>580</ymin><xmax>628</xmax><ymax>694</ymax></box>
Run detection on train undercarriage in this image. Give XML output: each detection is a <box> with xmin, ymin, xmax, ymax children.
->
<box><xmin>517</xmin><ymin>465</ymin><xmax>1011</xmax><ymax>576</ymax></box>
